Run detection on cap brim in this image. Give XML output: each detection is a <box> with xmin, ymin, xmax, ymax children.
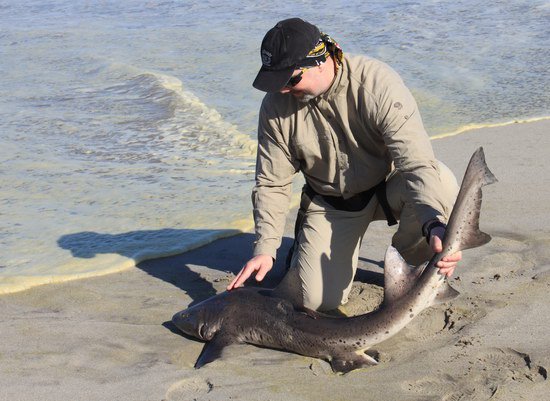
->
<box><xmin>252</xmin><ymin>65</ymin><xmax>295</xmax><ymax>93</ymax></box>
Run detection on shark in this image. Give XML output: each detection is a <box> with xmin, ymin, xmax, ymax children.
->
<box><xmin>172</xmin><ymin>147</ymin><xmax>497</xmax><ymax>373</ymax></box>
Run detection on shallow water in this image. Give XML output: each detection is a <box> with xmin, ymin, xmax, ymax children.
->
<box><xmin>1</xmin><ymin>0</ymin><xmax>549</xmax><ymax>293</ymax></box>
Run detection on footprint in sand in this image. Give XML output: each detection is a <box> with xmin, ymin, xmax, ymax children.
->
<box><xmin>403</xmin><ymin>308</ymin><xmax>449</xmax><ymax>342</ymax></box>
<box><xmin>441</xmin><ymin>300</ymin><xmax>492</xmax><ymax>333</ymax></box>
<box><xmin>404</xmin><ymin>375</ymin><xmax>478</xmax><ymax>401</ymax></box>
<box><xmin>164</xmin><ymin>376</ymin><xmax>214</xmax><ymax>401</ymax></box>
<box><xmin>474</xmin><ymin>347</ymin><xmax>547</xmax><ymax>384</ymax></box>
<box><xmin>480</xmin><ymin>233</ymin><xmax>550</xmax><ymax>281</ymax></box>
<box><xmin>403</xmin><ymin>300</ymin><xmax>488</xmax><ymax>343</ymax></box>
<box><xmin>405</xmin><ymin>347</ymin><xmax>547</xmax><ymax>401</ymax></box>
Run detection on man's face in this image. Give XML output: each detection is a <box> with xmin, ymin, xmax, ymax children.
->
<box><xmin>279</xmin><ymin>67</ymin><xmax>324</xmax><ymax>102</ymax></box>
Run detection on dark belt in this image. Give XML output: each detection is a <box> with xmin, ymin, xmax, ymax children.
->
<box><xmin>286</xmin><ymin>180</ymin><xmax>397</xmax><ymax>269</ymax></box>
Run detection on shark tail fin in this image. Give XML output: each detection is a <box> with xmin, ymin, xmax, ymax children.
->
<box><xmin>444</xmin><ymin>147</ymin><xmax>498</xmax><ymax>253</ymax></box>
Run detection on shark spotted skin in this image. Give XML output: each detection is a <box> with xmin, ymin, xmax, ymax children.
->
<box><xmin>172</xmin><ymin>148</ymin><xmax>497</xmax><ymax>373</ymax></box>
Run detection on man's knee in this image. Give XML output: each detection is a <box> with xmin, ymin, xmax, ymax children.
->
<box><xmin>302</xmin><ymin>289</ymin><xmax>344</xmax><ymax>312</ymax></box>
<box><xmin>389</xmin><ymin>161</ymin><xmax>459</xmax><ymax>266</ymax></box>
<box><xmin>301</xmin><ymin>269</ymin><xmax>353</xmax><ymax>311</ymax></box>
<box><xmin>301</xmin><ymin>290</ymin><xmax>323</xmax><ymax>311</ymax></box>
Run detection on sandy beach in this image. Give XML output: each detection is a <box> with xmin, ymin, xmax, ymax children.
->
<box><xmin>1</xmin><ymin>119</ymin><xmax>549</xmax><ymax>401</ymax></box>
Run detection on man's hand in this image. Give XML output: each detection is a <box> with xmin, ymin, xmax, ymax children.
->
<box><xmin>429</xmin><ymin>226</ymin><xmax>462</xmax><ymax>277</ymax></box>
<box><xmin>227</xmin><ymin>254</ymin><xmax>274</xmax><ymax>291</ymax></box>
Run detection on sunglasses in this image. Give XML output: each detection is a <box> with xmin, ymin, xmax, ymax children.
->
<box><xmin>285</xmin><ymin>70</ymin><xmax>305</xmax><ymax>88</ymax></box>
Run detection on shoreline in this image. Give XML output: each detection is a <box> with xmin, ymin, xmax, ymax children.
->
<box><xmin>430</xmin><ymin>115</ymin><xmax>550</xmax><ymax>140</ymax></box>
<box><xmin>1</xmin><ymin>116</ymin><xmax>549</xmax><ymax>296</ymax></box>
<box><xmin>1</xmin><ymin>119</ymin><xmax>549</xmax><ymax>400</ymax></box>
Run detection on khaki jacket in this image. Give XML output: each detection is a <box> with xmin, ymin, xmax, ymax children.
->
<box><xmin>253</xmin><ymin>55</ymin><xmax>447</xmax><ymax>258</ymax></box>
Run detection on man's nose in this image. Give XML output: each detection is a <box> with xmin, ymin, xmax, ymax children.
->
<box><xmin>279</xmin><ymin>86</ymin><xmax>291</xmax><ymax>94</ymax></box>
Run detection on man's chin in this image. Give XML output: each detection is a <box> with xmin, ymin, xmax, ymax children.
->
<box><xmin>296</xmin><ymin>94</ymin><xmax>316</xmax><ymax>103</ymax></box>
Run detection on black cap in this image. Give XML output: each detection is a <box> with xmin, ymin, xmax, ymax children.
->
<box><xmin>253</xmin><ymin>18</ymin><xmax>321</xmax><ymax>93</ymax></box>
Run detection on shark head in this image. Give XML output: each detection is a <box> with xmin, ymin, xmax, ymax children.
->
<box><xmin>172</xmin><ymin>294</ymin><xmax>229</xmax><ymax>340</ymax></box>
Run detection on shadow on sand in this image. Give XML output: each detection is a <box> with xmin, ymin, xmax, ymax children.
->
<box><xmin>57</xmin><ymin>229</ymin><xmax>294</xmax><ymax>306</ymax></box>
<box><xmin>58</xmin><ymin>228</ymin><xmax>384</xmax><ymax>307</ymax></box>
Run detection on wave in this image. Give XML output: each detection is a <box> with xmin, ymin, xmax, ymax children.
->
<box><xmin>104</xmin><ymin>67</ymin><xmax>257</xmax><ymax>160</ymax></box>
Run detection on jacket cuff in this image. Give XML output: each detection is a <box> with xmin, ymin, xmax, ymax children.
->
<box><xmin>253</xmin><ymin>242</ymin><xmax>278</xmax><ymax>260</ymax></box>
<box><xmin>422</xmin><ymin>219</ymin><xmax>447</xmax><ymax>243</ymax></box>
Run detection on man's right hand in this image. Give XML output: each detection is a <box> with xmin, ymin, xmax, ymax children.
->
<box><xmin>226</xmin><ymin>254</ymin><xmax>274</xmax><ymax>291</ymax></box>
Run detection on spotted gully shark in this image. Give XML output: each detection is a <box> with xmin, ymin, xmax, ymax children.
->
<box><xmin>172</xmin><ymin>147</ymin><xmax>497</xmax><ymax>373</ymax></box>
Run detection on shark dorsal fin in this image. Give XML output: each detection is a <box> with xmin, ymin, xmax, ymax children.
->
<box><xmin>383</xmin><ymin>246</ymin><xmax>424</xmax><ymax>305</ymax></box>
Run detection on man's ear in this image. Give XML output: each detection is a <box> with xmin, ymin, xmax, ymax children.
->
<box><xmin>317</xmin><ymin>58</ymin><xmax>330</xmax><ymax>71</ymax></box>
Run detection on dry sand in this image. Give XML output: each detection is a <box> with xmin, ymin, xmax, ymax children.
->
<box><xmin>1</xmin><ymin>119</ymin><xmax>549</xmax><ymax>401</ymax></box>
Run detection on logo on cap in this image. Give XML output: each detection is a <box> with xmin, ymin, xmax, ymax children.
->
<box><xmin>261</xmin><ymin>49</ymin><xmax>273</xmax><ymax>67</ymax></box>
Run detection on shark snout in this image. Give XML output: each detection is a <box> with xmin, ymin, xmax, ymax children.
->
<box><xmin>172</xmin><ymin>310</ymin><xmax>198</xmax><ymax>336</ymax></box>
<box><xmin>172</xmin><ymin>308</ymin><xmax>219</xmax><ymax>341</ymax></box>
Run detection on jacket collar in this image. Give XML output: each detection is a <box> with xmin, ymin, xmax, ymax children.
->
<box><xmin>321</xmin><ymin>56</ymin><xmax>347</xmax><ymax>101</ymax></box>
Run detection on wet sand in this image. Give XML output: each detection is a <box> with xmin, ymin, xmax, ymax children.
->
<box><xmin>1</xmin><ymin>119</ymin><xmax>549</xmax><ymax>401</ymax></box>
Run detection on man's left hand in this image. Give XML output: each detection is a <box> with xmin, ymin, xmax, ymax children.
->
<box><xmin>429</xmin><ymin>225</ymin><xmax>462</xmax><ymax>277</ymax></box>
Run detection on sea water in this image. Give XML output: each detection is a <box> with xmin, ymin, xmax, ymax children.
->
<box><xmin>1</xmin><ymin>0</ymin><xmax>549</xmax><ymax>293</ymax></box>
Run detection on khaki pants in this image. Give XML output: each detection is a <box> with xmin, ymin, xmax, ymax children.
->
<box><xmin>276</xmin><ymin>161</ymin><xmax>459</xmax><ymax>311</ymax></box>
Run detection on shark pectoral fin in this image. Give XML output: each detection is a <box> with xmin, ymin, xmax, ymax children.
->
<box><xmin>434</xmin><ymin>280</ymin><xmax>460</xmax><ymax>304</ymax></box>
<box><xmin>194</xmin><ymin>333</ymin><xmax>235</xmax><ymax>369</ymax></box>
<box><xmin>330</xmin><ymin>352</ymin><xmax>378</xmax><ymax>374</ymax></box>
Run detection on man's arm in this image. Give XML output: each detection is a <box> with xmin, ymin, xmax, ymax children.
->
<box><xmin>370</xmin><ymin>64</ymin><xmax>461</xmax><ymax>273</ymax></box>
<box><xmin>227</xmin><ymin>97</ymin><xmax>299</xmax><ymax>290</ymax></box>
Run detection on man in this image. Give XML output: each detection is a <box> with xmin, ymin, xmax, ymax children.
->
<box><xmin>227</xmin><ymin>18</ymin><xmax>461</xmax><ymax>311</ymax></box>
